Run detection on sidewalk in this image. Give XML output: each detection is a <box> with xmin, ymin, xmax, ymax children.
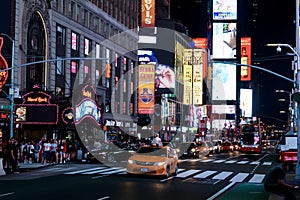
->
<box><xmin>217</xmin><ymin>173</ymin><xmax>300</xmax><ymax>200</ymax></box>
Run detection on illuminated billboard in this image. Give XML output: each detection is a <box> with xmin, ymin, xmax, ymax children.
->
<box><xmin>212</xmin><ymin>22</ymin><xmax>237</xmax><ymax>59</ymax></box>
<box><xmin>15</xmin><ymin>105</ymin><xmax>58</xmax><ymax>124</ymax></box>
<box><xmin>212</xmin><ymin>63</ymin><xmax>236</xmax><ymax>100</ymax></box>
<box><xmin>240</xmin><ymin>37</ymin><xmax>252</xmax><ymax>81</ymax></box>
<box><xmin>240</xmin><ymin>88</ymin><xmax>253</xmax><ymax>117</ymax></box>
<box><xmin>138</xmin><ymin>64</ymin><xmax>155</xmax><ymax>114</ymax></box>
<box><xmin>141</xmin><ymin>0</ymin><xmax>155</xmax><ymax>28</ymax></box>
<box><xmin>212</xmin><ymin>0</ymin><xmax>237</xmax><ymax>20</ymax></box>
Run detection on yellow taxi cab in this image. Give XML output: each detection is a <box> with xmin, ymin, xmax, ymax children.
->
<box><xmin>126</xmin><ymin>145</ymin><xmax>179</xmax><ymax>177</ymax></box>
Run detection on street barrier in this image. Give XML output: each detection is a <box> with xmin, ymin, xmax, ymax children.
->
<box><xmin>0</xmin><ymin>158</ymin><xmax>6</xmax><ymax>176</ymax></box>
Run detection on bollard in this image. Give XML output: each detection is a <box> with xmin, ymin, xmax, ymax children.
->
<box><xmin>0</xmin><ymin>158</ymin><xmax>6</xmax><ymax>176</ymax></box>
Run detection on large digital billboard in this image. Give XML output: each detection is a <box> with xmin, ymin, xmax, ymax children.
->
<box><xmin>212</xmin><ymin>22</ymin><xmax>237</xmax><ymax>59</ymax></box>
<box><xmin>212</xmin><ymin>63</ymin><xmax>236</xmax><ymax>101</ymax></box>
<box><xmin>212</xmin><ymin>0</ymin><xmax>237</xmax><ymax>20</ymax></box>
<box><xmin>240</xmin><ymin>88</ymin><xmax>253</xmax><ymax>118</ymax></box>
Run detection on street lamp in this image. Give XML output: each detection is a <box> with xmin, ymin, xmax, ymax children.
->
<box><xmin>0</xmin><ymin>33</ymin><xmax>15</xmax><ymax>139</ymax></box>
<box><xmin>267</xmin><ymin>43</ymin><xmax>300</xmax><ymax>179</ymax></box>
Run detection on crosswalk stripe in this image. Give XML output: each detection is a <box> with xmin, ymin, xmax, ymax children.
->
<box><xmin>250</xmin><ymin>161</ymin><xmax>260</xmax><ymax>165</ymax></box>
<box><xmin>83</xmin><ymin>167</ymin><xmax>121</xmax><ymax>175</ymax></box>
<box><xmin>248</xmin><ymin>174</ymin><xmax>265</xmax><ymax>183</ymax></box>
<box><xmin>199</xmin><ymin>159</ymin><xmax>214</xmax><ymax>163</ymax></box>
<box><xmin>176</xmin><ymin>169</ymin><xmax>201</xmax><ymax>178</ymax></box>
<box><xmin>194</xmin><ymin>170</ymin><xmax>217</xmax><ymax>178</ymax></box>
<box><xmin>224</xmin><ymin>160</ymin><xmax>236</xmax><ymax>164</ymax></box>
<box><xmin>99</xmin><ymin>168</ymin><xmax>126</xmax><ymax>175</ymax></box>
<box><xmin>64</xmin><ymin>167</ymin><xmax>106</xmax><ymax>175</ymax></box>
<box><xmin>237</xmin><ymin>161</ymin><xmax>249</xmax><ymax>164</ymax></box>
<box><xmin>262</xmin><ymin>162</ymin><xmax>272</xmax><ymax>166</ymax></box>
<box><xmin>230</xmin><ymin>173</ymin><xmax>249</xmax><ymax>182</ymax></box>
<box><xmin>213</xmin><ymin>159</ymin><xmax>226</xmax><ymax>163</ymax></box>
<box><xmin>212</xmin><ymin>171</ymin><xmax>233</xmax><ymax>180</ymax></box>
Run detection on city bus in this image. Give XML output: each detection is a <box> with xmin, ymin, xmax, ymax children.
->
<box><xmin>239</xmin><ymin>123</ymin><xmax>262</xmax><ymax>153</ymax></box>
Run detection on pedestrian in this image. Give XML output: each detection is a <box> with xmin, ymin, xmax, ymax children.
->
<box><xmin>151</xmin><ymin>134</ymin><xmax>163</xmax><ymax>147</ymax></box>
<box><xmin>263</xmin><ymin>162</ymin><xmax>299</xmax><ymax>200</ymax></box>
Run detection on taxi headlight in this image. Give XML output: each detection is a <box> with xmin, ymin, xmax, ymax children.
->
<box><xmin>128</xmin><ymin>159</ymin><xmax>136</xmax><ymax>164</ymax></box>
<box><xmin>154</xmin><ymin>162</ymin><xmax>165</xmax><ymax>166</ymax></box>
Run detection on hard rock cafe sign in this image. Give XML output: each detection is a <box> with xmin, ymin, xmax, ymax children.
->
<box><xmin>0</xmin><ymin>37</ymin><xmax>8</xmax><ymax>92</ymax></box>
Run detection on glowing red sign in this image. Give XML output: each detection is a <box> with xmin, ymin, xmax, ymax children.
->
<box><xmin>0</xmin><ymin>37</ymin><xmax>8</xmax><ymax>91</ymax></box>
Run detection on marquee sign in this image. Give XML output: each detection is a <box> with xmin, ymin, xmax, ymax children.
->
<box><xmin>0</xmin><ymin>37</ymin><xmax>9</xmax><ymax>92</ymax></box>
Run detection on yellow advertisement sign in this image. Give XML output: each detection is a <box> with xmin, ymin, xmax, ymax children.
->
<box><xmin>138</xmin><ymin>64</ymin><xmax>155</xmax><ymax>114</ymax></box>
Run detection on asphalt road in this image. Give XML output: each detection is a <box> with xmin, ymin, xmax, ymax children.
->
<box><xmin>0</xmin><ymin>151</ymin><xmax>278</xmax><ymax>200</ymax></box>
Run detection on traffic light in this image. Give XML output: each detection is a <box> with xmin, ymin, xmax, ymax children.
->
<box><xmin>105</xmin><ymin>63</ymin><xmax>111</xmax><ymax>78</ymax></box>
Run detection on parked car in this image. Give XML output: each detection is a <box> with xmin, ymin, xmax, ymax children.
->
<box><xmin>127</xmin><ymin>146</ymin><xmax>179</xmax><ymax>177</ymax></box>
<box><xmin>220</xmin><ymin>141</ymin><xmax>234</xmax><ymax>152</ymax></box>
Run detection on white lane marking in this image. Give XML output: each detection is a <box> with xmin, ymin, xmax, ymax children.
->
<box><xmin>212</xmin><ymin>171</ymin><xmax>233</xmax><ymax>180</ymax></box>
<box><xmin>194</xmin><ymin>170</ymin><xmax>217</xmax><ymax>179</ymax></box>
<box><xmin>0</xmin><ymin>192</ymin><xmax>15</xmax><ymax>197</ymax></box>
<box><xmin>176</xmin><ymin>169</ymin><xmax>201</xmax><ymax>178</ymax></box>
<box><xmin>97</xmin><ymin>196</ymin><xmax>110</xmax><ymax>200</ymax></box>
<box><xmin>248</xmin><ymin>174</ymin><xmax>265</xmax><ymax>183</ymax></box>
<box><xmin>160</xmin><ymin>177</ymin><xmax>174</xmax><ymax>183</ymax></box>
<box><xmin>230</xmin><ymin>173</ymin><xmax>249</xmax><ymax>182</ymax></box>
<box><xmin>64</xmin><ymin>167</ymin><xmax>106</xmax><ymax>174</ymax></box>
<box><xmin>250</xmin><ymin>161</ymin><xmax>260</xmax><ymax>165</ymax></box>
<box><xmin>207</xmin><ymin>182</ymin><xmax>236</xmax><ymax>200</ymax></box>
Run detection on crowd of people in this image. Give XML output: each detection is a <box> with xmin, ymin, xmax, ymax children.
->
<box><xmin>1</xmin><ymin>137</ymin><xmax>78</xmax><ymax>174</ymax></box>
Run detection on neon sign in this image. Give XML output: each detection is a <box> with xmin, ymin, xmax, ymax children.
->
<box><xmin>0</xmin><ymin>37</ymin><xmax>9</xmax><ymax>91</ymax></box>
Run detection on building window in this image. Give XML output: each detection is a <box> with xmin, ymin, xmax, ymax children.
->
<box><xmin>71</xmin><ymin>32</ymin><xmax>79</xmax><ymax>51</ymax></box>
<box><xmin>71</xmin><ymin>61</ymin><xmax>78</xmax><ymax>74</ymax></box>
<box><xmin>56</xmin><ymin>56</ymin><xmax>64</xmax><ymax>75</ymax></box>
<box><xmin>76</xmin><ymin>4</ymin><xmax>81</xmax><ymax>22</ymax></box>
<box><xmin>56</xmin><ymin>25</ymin><xmax>66</xmax><ymax>46</ymax></box>
<box><xmin>84</xmin><ymin>38</ymin><xmax>90</xmax><ymax>56</ymax></box>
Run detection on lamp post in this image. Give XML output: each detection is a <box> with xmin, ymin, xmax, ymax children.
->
<box><xmin>0</xmin><ymin>33</ymin><xmax>15</xmax><ymax>139</ymax></box>
<box><xmin>266</xmin><ymin>43</ymin><xmax>300</xmax><ymax>179</ymax></box>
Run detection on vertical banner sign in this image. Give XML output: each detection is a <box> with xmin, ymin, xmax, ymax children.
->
<box><xmin>193</xmin><ymin>49</ymin><xmax>203</xmax><ymax>105</ymax></box>
<box><xmin>240</xmin><ymin>37</ymin><xmax>252</xmax><ymax>81</ymax></box>
<box><xmin>138</xmin><ymin>64</ymin><xmax>155</xmax><ymax>114</ymax></box>
<box><xmin>192</xmin><ymin>38</ymin><xmax>208</xmax><ymax>79</ymax></box>
<box><xmin>141</xmin><ymin>0</ymin><xmax>155</xmax><ymax>28</ymax></box>
<box><xmin>183</xmin><ymin>49</ymin><xmax>193</xmax><ymax>105</ymax></box>
<box><xmin>0</xmin><ymin>37</ymin><xmax>8</xmax><ymax>91</ymax></box>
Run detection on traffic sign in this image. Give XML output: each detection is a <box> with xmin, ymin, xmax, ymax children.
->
<box><xmin>0</xmin><ymin>105</ymin><xmax>10</xmax><ymax>110</ymax></box>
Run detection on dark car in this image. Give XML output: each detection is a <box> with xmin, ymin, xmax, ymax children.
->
<box><xmin>220</xmin><ymin>141</ymin><xmax>234</xmax><ymax>152</ymax></box>
<box><xmin>87</xmin><ymin>143</ymin><xmax>138</xmax><ymax>163</ymax></box>
<box><xmin>177</xmin><ymin>142</ymin><xmax>200</xmax><ymax>159</ymax></box>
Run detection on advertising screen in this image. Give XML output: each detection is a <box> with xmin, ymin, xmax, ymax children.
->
<box><xmin>212</xmin><ymin>22</ymin><xmax>237</xmax><ymax>59</ymax></box>
<box><xmin>240</xmin><ymin>88</ymin><xmax>253</xmax><ymax>118</ymax></box>
<box><xmin>212</xmin><ymin>63</ymin><xmax>236</xmax><ymax>100</ymax></box>
<box><xmin>15</xmin><ymin>105</ymin><xmax>58</xmax><ymax>124</ymax></box>
<box><xmin>212</xmin><ymin>0</ymin><xmax>237</xmax><ymax>20</ymax></box>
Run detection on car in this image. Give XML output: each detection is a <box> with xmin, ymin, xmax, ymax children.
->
<box><xmin>220</xmin><ymin>141</ymin><xmax>234</xmax><ymax>152</ymax></box>
<box><xmin>126</xmin><ymin>146</ymin><xmax>179</xmax><ymax>177</ymax></box>
<box><xmin>232</xmin><ymin>141</ymin><xmax>241</xmax><ymax>151</ymax></box>
<box><xmin>196</xmin><ymin>141</ymin><xmax>212</xmax><ymax>156</ymax></box>
<box><xmin>91</xmin><ymin>143</ymin><xmax>137</xmax><ymax>163</ymax></box>
<box><xmin>205</xmin><ymin>141</ymin><xmax>215</xmax><ymax>154</ymax></box>
<box><xmin>213</xmin><ymin>140</ymin><xmax>222</xmax><ymax>154</ymax></box>
<box><xmin>177</xmin><ymin>142</ymin><xmax>200</xmax><ymax>159</ymax></box>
